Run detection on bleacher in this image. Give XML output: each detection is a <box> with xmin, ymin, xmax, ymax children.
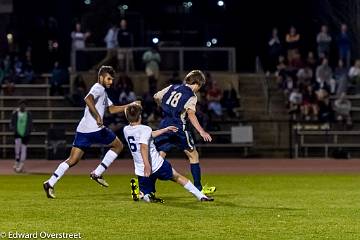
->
<box><xmin>0</xmin><ymin>72</ymin><xmax>251</xmax><ymax>159</ymax></box>
<box><xmin>293</xmin><ymin>94</ymin><xmax>360</xmax><ymax>158</ymax></box>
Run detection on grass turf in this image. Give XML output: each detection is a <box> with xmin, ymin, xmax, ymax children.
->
<box><xmin>0</xmin><ymin>174</ymin><xmax>360</xmax><ymax>239</ymax></box>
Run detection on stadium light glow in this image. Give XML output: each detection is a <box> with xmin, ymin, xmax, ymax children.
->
<box><xmin>217</xmin><ymin>0</ymin><xmax>224</xmax><ymax>7</ymax></box>
<box><xmin>6</xmin><ymin>33</ymin><xmax>13</xmax><ymax>44</ymax></box>
<box><xmin>84</xmin><ymin>0</ymin><xmax>91</xmax><ymax>5</ymax></box>
<box><xmin>152</xmin><ymin>37</ymin><xmax>159</xmax><ymax>44</ymax></box>
<box><xmin>206</xmin><ymin>41</ymin><xmax>212</xmax><ymax>47</ymax></box>
<box><xmin>183</xmin><ymin>1</ymin><xmax>192</xmax><ymax>8</ymax></box>
<box><xmin>211</xmin><ymin>38</ymin><xmax>218</xmax><ymax>45</ymax></box>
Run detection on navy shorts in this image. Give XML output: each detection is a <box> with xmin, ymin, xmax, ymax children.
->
<box><xmin>138</xmin><ymin>160</ymin><xmax>174</xmax><ymax>195</ymax></box>
<box><xmin>154</xmin><ymin>128</ymin><xmax>195</xmax><ymax>153</ymax></box>
<box><xmin>73</xmin><ymin>127</ymin><xmax>116</xmax><ymax>149</ymax></box>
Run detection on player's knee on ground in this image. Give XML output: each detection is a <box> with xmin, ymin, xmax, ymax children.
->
<box><xmin>111</xmin><ymin>138</ymin><xmax>123</xmax><ymax>154</ymax></box>
<box><xmin>184</xmin><ymin>149</ymin><xmax>199</xmax><ymax>164</ymax></box>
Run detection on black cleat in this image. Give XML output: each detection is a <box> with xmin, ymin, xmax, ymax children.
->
<box><xmin>90</xmin><ymin>172</ymin><xmax>109</xmax><ymax>187</ymax></box>
<box><xmin>143</xmin><ymin>193</ymin><xmax>165</xmax><ymax>203</ymax></box>
<box><xmin>200</xmin><ymin>196</ymin><xmax>214</xmax><ymax>202</ymax></box>
<box><xmin>43</xmin><ymin>181</ymin><xmax>56</xmax><ymax>199</ymax></box>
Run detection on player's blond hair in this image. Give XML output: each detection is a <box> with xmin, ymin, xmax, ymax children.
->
<box><xmin>125</xmin><ymin>104</ymin><xmax>142</xmax><ymax>123</ymax></box>
<box><xmin>184</xmin><ymin>70</ymin><xmax>206</xmax><ymax>87</ymax></box>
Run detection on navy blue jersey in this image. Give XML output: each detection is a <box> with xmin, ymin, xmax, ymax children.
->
<box><xmin>160</xmin><ymin>84</ymin><xmax>196</xmax><ymax>128</ymax></box>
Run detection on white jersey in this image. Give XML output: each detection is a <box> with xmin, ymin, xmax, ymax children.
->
<box><xmin>123</xmin><ymin>124</ymin><xmax>164</xmax><ymax>177</ymax></box>
<box><xmin>76</xmin><ymin>83</ymin><xmax>113</xmax><ymax>133</ymax></box>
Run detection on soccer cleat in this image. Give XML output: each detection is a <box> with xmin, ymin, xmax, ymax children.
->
<box><xmin>130</xmin><ymin>178</ymin><xmax>139</xmax><ymax>201</ymax></box>
<box><xmin>143</xmin><ymin>193</ymin><xmax>164</xmax><ymax>203</ymax></box>
<box><xmin>200</xmin><ymin>196</ymin><xmax>214</xmax><ymax>202</ymax></box>
<box><xmin>201</xmin><ymin>184</ymin><xmax>216</xmax><ymax>195</ymax></box>
<box><xmin>43</xmin><ymin>181</ymin><xmax>56</xmax><ymax>199</ymax></box>
<box><xmin>90</xmin><ymin>172</ymin><xmax>109</xmax><ymax>187</ymax></box>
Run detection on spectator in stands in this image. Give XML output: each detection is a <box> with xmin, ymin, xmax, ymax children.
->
<box><xmin>301</xmin><ymin>85</ymin><xmax>318</xmax><ymax>121</ymax></box>
<box><xmin>288</xmin><ymin>87</ymin><xmax>303</xmax><ymax>119</ymax></box>
<box><xmin>297</xmin><ymin>64</ymin><xmax>313</xmax><ymax>86</ymax></box>
<box><xmin>22</xmin><ymin>62</ymin><xmax>34</xmax><ymax>84</ymax></box>
<box><xmin>348</xmin><ymin>59</ymin><xmax>360</xmax><ymax>94</ymax></box>
<box><xmin>10</xmin><ymin>100</ymin><xmax>33</xmax><ymax>173</ymax></box>
<box><xmin>67</xmin><ymin>74</ymin><xmax>86</xmax><ymax>107</ymax></box>
<box><xmin>267</xmin><ymin>28</ymin><xmax>282</xmax><ymax>73</ymax></box>
<box><xmin>275</xmin><ymin>55</ymin><xmax>288</xmax><ymax>87</ymax></box>
<box><xmin>316</xmin><ymin>25</ymin><xmax>332</xmax><ymax>58</ymax></box>
<box><xmin>50</xmin><ymin>61</ymin><xmax>69</xmax><ymax>96</ymax></box>
<box><xmin>221</xmin><ymin>83</ymin><xmax>240</xmax><ymax>118</ymax></box>
<box><xmin>316</xmin><ymin>57</ymin><xmax>336</xmax><ymax>94</ymax></box>
<box><xmin>142</xmin><ymin>45</ymin><xmax>161</xmax><ymax>94</ymax></box>
<box><xmin>334</xmin><ymin>92</ymin><xmax>352</xmax><ymax>127</ymax></box>
<box><xmin>285</xmin><ymin>26</ymin><xmax>300</xmax><ymax>62</ymax></box>
<box><xmin>334</xmin><ymin>59</ymin><xmax>348</xmax><ymax>95</ymax></box>
<box><xmin>283</xmin><ymin>75</ymin><xmax>295</xmax><ymax>100</ymax></box>
<box><xmin>337</xmin><ymin>24</ymin><xmax>351</xmax><ymax>68</ymax></box>
<box><xmin>306</xmin><ymin>51</ymin><xmax>317</xmax><ymax>73</ymax></box>
<box><xmin>0</xmin><ymin>61</ymin><xmax>5</xmax><ymax>88</ymax></box>
<box><xmin>206</xmin><ymin>79</ymin><xmax>223</xmax><ymax>117</ymax></box>
<box><xmin>317</xmin><ymin>96</ymin><xmax>334</xmax><ymax>123</ymax></box>
<box><xmin>71</xmin><ymin>22</ymin><xmax>91</xmax><ymax>70</ymax></box>
<box><xmin>94</xmin><ymin>23</ymin><xmax>119</xmax><ymax>70</ymax></box>
<box><xmin>117</xmin><ymin>19</ymin><xmax>134</xmax><ymax>71</ymax></box>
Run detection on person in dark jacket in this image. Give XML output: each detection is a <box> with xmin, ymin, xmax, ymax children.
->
<box><xmin>10</xmin><ymin>99</ymin><xmax>33</xmax><ymax>172</ymax></box>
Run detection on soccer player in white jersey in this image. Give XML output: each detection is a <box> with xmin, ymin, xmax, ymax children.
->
<box><xmin>43</xmin><ymin>66</ymin><xmax>136</xmax><ymax>199</ymax></box>
<box><xmin>123</xmin><ymin>103</ymin><xmax>213</xmax><ymax>202</ymax></box>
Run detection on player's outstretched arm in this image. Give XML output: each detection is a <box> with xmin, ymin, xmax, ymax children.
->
<box><xmin>85</xmin><ymin>94</ymin><xmax>103</xmax><ymax>127</ymax></box>
<box><xmin>140</xmin><ymin>143</ymin><xmax>152</xmax><ymax>177</ymax></box>
<box><xmin>187</xmin><ymin>109</ymin><xmax>212</xmax><ymax>142</ymax></box>
<box><xmin>152</xmin><ymin>126</ymin><xmax>178</xmax><ymax>138</ymax></box>
<box><xmin>108</xmin><ymin>101</ymin><xmax>141</xmax><ymax>114</ymax></box>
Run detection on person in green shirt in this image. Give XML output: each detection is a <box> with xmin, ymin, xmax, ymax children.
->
<box><xmin>10</xmin><ymin>100</ymin><xmax>33</xmax><ymax>173</ymax></box>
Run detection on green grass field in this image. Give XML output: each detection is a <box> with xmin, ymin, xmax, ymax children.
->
<box><xmin>1</xmin><ymin>174</ymin><xmax>360</xmax><ymax>240</ymax></box>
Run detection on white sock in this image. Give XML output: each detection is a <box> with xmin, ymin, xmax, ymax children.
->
<box><xmin>47</xmin><ymin>162</ymin><xmax>70</xmax><ymax>187</ymax></box>
<box><xmin>15</xmin><ymin>138</ymin><xmax>21</xmax><ymax>160</ymax></box>
<box><xmin>94</xmin><ymin>150</ymin><xmax>118</xmax><ymax>176</ymax></box>
<box><xmin>184</xmin><ymin>181</ymin><xmax>207</xmax><ymax>200</ymax></box>
<box><xmin>20</xmin><ymin>144</ymin><xmax>27</xmax><ymax>162</ymax></box>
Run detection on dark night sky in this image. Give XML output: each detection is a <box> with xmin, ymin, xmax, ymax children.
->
<box><xmin>10</xmin><ymin>0</ymin><xmax>330</xmax><ymax>71</ymax></box>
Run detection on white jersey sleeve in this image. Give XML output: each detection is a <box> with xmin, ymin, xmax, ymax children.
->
<box><xmin>87</xmin><ymin>84</ymin><xmax>103</xmax><ymax>100</ymax></box>
<box><xmin>107</xmin><ymin>96</ymin><xmax>113</xmax><ymax>107</ymax></box>
<box><xmin>139</xmin><ymin>127</ymin><xmax>152</xmax><ymax>145</ymax></box>
<box><xmin>184</xmin><ymin>95</ymin><xmax>197</xmax><ymax>112</ymax></box>
<box><xmin>153</xmin><ymin>85</ymin><xmax>172</xmax><ymax>102</ymax></box>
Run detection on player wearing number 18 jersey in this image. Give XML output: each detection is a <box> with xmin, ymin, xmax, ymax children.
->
<box><xmin>153</xmin><ymin>70</ymin><xmax>216</xmax><ymax>194</ymax></box>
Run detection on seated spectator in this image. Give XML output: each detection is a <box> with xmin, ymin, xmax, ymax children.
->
<box><xmin>67</xmin><ymin>74</ymin><xmax>86</xmax><ymax>107</ymax></box>
<box><xmin>206</xmin><ymin>80</ymin><xmax>223</xmax><ymax>117</ymax></box>
<box><xmin>306</xmin><ymin>51</ymin><xmax>317</xmax><ymax>72</ymax></box>
<box><xmin>316</xmin><ymin>57</ymin><xmax>336</xmax><ymax>94</ymax></box>
<box><xmin>288</xmin><ymin>87</ymin><xmax>303</xmax><ymax>119</ymax></box>
<box><xmin>348</xmin><ymin>59</ymin><xmax>360</xmax><ymax>94</ymax></box>
<box><xmin>334</xmin><ymin>59</ymin><xmax>348</xmax><ymax>95</ymax></box>
<box><xmin>221</xmin><ymin>83</ymin><xmax>240</xmax><ymax>118</ymax></box>
<box><xmin>50</xmin><ymin>61</ymin><xmax>69</xmax><ymax>96</ymax></box>
<box><xmin>282</xmin><ymin>75</ymin><xmax>295</xmax><ymax>100</ymax></box>
<box><xmin>142</xmin><ymin>45</ymin><xmax>161</xmax><ymax>94</ymax></box>
<box><xmin>297</xmin><ymin>65</ymin><xmax>313</xmax><ymax>86</ymax></box>
<box><xmin>22</xmin><ymin>63</ymin><xmax>34</xmax><ymax>84</ymax></box>
<box><xmin>275</xmin><ymin>55</ymin><xmax>288</xmax><ymax>87</ymax></box>
<box><xmin>301</xmin><ymin>85</ymin><xmax>318</xmax><ymax>121</ymax></box>
<box><xmin>317</xmin><ymin>96</ymin><xmax>334</xmax><ymax>123</ymax></box>
<box><xmin>334</xmin><ymin>92</ymin><xmax>352</xmax><ymax>127</ymax></box>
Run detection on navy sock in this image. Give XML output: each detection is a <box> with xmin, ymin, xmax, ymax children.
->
<box><xmin>190</xmin><ymin>163</ymin><xmax>202</xmax><ymax>191</ymax></box>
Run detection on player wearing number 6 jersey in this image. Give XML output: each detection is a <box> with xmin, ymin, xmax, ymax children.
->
<box><xmin>153</xmin><ymin>70</ymin><xmax>216</xmax><ymax>194</ymax></box>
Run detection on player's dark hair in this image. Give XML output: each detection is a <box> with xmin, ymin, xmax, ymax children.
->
<box><xmin>98</xmin><ymin>65</ymin><xmax>115</xmax><ymax>79</ymax></box>
<box><xmin>125</xmin><ymin>104</ymin><xmax>142</xmax><ymax>123</ymax></box>
<box><xmin>184</xmin><ymin>70</ymin><xmax>206</xmax><ymax>87</ymax></box>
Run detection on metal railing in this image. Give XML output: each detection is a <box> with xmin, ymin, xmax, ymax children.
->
<box><xmin>73</xmin><ymin>47</ymin><xmax>236</xmax><ymax>73</ymax></box>
<box><xmin>255</xmin><ymin>56</ymin><xmax>270</xmax><ymax>114</ymax></box>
